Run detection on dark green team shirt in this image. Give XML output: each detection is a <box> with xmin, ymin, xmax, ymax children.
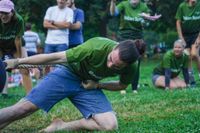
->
<box><xmin>0</xmin><ymin>13</ymin><xmax>24</xmax><ymax>53</ymax></box>
<box><xmin>65</xmin><ymin>37</ymin><xmax>138</xmax><ymax>85</ymax></box>
<box><xmin>117</xmin><ymin>1</ymin><xmax>150</xmax><ymax>39</ymax></box>
<box><xmin>153</xmin><ymin>50</ymin><xmax>189</xmax><ymax>78</ymax></box>
<box><xmin>175</xmin><ymin>1</ymin><xmax>200</xmax><ymax>34</ymax></box>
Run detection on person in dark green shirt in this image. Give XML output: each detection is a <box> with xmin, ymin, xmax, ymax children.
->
<box><xmin>110</xmin><ymin>0</ymin><xmax>161</xmax><ymax>94</ymax></box>
<box><xmin>0</xmin><ymin>37</ymin><xmax>140</xmax><ymax>132</ymax></box>
<box><xmin>175</xmin><ymin>0</ymin><xmax>200</xmax><ymax>85</ymax></box>
<box><xmin>0</xmin><ymin>0</ymin><xmax>32</xmax><ymax>96</ymax></box>
<box><xmin>152</xmin><ymin>39</ymin><xmax>190</xmax><ymax>90</ymax></box>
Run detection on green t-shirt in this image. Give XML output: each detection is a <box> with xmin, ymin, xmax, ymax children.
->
<box><xmin>175</xmin><ymin>1</ymin><xmax>200</xmax><ymax>34</ymax></box>
<box><xmin>153</xmin><ymin>50</ymin><xmax>189</xmax><ymax>78</ymax></box>
<box><xmin>117</xmin><ymin>1</ymin><xmax>150</xmax><ymax>39</ymax></box>
<box><xmin>0</xmin><ymin>13</ymin><xmax>24</xmax><ymax>53</ymax></box>
<box><xmin>65</xmin><ymin>37</ymin><xmax>138</xmax><ymax>85</ymax></box>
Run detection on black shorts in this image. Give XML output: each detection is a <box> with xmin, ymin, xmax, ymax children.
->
<box><xmin>0</xmin><ymin>43</ymin><xmax>16</xmax><ymax>56</ymax></box>
<box><xmin>184</xmin><ymin>33</ymin><xmax>199</xmax><ymax>49</ymax></box>
<box><xmin>27</xmin><ymin>51</ymin><xmax>37</xmax><ymax>56</ymax></box>
<box><xmin>0</xmin><ymin>47</ymin><xmax>16</xmax><ymax>59</ymax></box>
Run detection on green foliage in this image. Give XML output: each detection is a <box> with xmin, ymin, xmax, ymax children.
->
<box><xmin>14</xmin><ymin>0</ymin><xmax>56</xmax><ymax>32</ymax></box>
<box><xmin>161</xmin><ymin>30</ymin><xmax>178</xmax><ymax>48</ymax></box>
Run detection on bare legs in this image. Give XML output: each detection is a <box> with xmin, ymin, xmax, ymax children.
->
<box><xmin>0</xmin><ymin>99</ymin><xmax>38</xmax><ymax>129</ymax></box>
<box><xmin>14</xmin><ymin>47</ymin><xmax>32</xmax><ymax>94</ymax></box>
<box><xmin>154</xmin><ymin>76</ymin><xmax>186</xmax><ymax>89</ymax></box>
<box><xmin>41</xmin><ymin>112</ymin><xmax>118</xmax><ymax>132</ymax></box>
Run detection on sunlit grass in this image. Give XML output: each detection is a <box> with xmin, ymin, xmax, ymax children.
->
<box><xmin>0</xmin><ymin>59</ymin><xmax>200</xmax><ymax>132</ymax></box>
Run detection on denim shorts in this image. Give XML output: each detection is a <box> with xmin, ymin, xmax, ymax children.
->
<box><xmin>25</xmin><ymin>66</ymin><xmax>113</xmax><ymax>118</ymax></box>
<box><xmin>44</xmin><ymin>44</ymin><xmax>68</xmax><ymax>53</ymax></box>
<box><xmin>152</xmin><ymin>74</ymin><xmax>160</xmax><ymax>85</ymax></box>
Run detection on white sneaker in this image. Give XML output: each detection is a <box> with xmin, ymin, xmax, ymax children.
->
<box><xmin>120</xmin><ymin>90</ymin><xmax>126</xmax><ymax>94</ymax></box>
<box><xmin>132</xmin><ymin>90</ymin><xmax>138</xmax><ymax>94</ymax></box>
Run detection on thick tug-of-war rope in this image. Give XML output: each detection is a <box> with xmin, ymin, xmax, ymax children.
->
<box><xmin>17</xmin><ymin>64</ymin><xmax>56</xmax><ymax>69</ymax></box>
<box><xmin>0</xmin><ymin>59</ymin><xmax>57</xmax><ymax>91</ymax></box>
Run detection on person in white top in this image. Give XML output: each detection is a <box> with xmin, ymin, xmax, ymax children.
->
<box><xmin>23</xmin><ymin>23</ymin><xmax>41</xmax><ymax>56</ymax></box>
<box><xmin>43</xmin><ymin>0</ymin><xmax>73</xmax><ymax>54</ymax></box>
<box><xmin>23</xmin><ymin>23</ymin><xmax>41</xmax><ymax>81</ymax></box>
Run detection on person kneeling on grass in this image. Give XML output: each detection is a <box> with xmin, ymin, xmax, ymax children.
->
<box><xmin>152</xmin><ymin>39</ymin><xmax>190</xmax><ymax>90</ymax></box>
<box><xmin>0</xmin><ymin>37</ymin><xmax>140</xmax><ymax>132</ymax></box>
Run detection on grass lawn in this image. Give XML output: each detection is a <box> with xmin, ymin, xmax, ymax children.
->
<box><xmin>0</xmin><ymin>60</ymin><xmax>200</xmax><ymax>133</ymax></box>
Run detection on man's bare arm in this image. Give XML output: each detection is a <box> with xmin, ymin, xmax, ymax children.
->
<box><xmin>53</xmin><ymin>21</ymin><xmax>71</xmax><ymax>29</ymax></box>
<box><xmin>97</xmin><ymin>81</ymin><xmax>127</xmax><ymax>91</ymax></box>
<box><xmin>110</xmin><ymin>0</ymin><xmax>116</xmax><ymax>16</ymax></box>
<box><xmin>43</xmin><ymin>20</ymin><xmax>58</xmax><ymax>29</ymax></box>
<box><xmin>176</xmin><ymin>20</ymin><xmax>184</xmax><ymax>40</ymax></box>
<box><xmin>69</xmin><ymin>21</ymin><xmax>82</xmax><ymax>30</ymax></box>
<box><xmin>18</xmin><ymin>51</ymin><xmax>67</xmax><ymax>65</ymax></box>
<box><xmin>14</xmin><ymin>37</ymin><xmax>22</xmax><ymax>58</ymax></box>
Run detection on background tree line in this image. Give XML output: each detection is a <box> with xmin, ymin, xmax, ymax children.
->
<box><xmin>13</xmin><ymin>0</ymin><xmax>184</xmax><ymax>48</ymax></box>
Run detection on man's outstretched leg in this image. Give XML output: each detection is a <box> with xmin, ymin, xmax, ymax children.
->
<box><xmin>0</xmin><ymin>99</ymin><xmax>38</xmax><ymax>129</ymax></box>
<box><xmin>41</xmin><ymin>112</ymin><xmax>118</xmax><ymax>132</ymax></box>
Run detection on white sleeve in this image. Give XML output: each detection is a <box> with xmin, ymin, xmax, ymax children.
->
<box><xmin>44</xmin><ymin>7</ymin><xmax>52</xmax><ymax>21</ymax></box>
<box><xmin>66</xmin><ymin>8</ymin><xmax>73</xmax><ymax>23</ymax></box>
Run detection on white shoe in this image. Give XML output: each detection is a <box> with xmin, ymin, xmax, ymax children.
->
<box><xmin>132</xmin><ymin>90</ymin><xmax>138</xmax><ymax>94</ymax></box>
<box><xmin>120</xmin><ymin>90</ymin><xmax>126</xmax><ymax>94</ymax></box>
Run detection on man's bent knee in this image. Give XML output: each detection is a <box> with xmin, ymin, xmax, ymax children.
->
<box><xmin>93</xmin><ymin>112</ymin><xmax>118</xmax><ymax>131</ymax></box>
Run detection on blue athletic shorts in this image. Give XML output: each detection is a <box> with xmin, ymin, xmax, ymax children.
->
<box><xmin>44</xmin><ymin>44</ymin><xmax>68</xmax><ymax>53</ymax></box>
<box><xmin>25</xmin><ymin>66</ymin><xmax>113</xmax><ymax>118</ymax></box>
<box><xmin>152</xmin><ymin>74</ymin><xmax>160</xmax><ymax>85</ymax></box>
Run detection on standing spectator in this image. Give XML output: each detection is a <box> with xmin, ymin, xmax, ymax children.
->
<box><xmin>0</xmin><ymin>0</ymin><xmax>32</xmax><ymax>96</ymax></box>
<box><xmin>23</xmin><ymin>23</ymin><xmax>41</xmax><ymax>81</ymax></box>
<box><xmin>43</xmin><ymin>0</ymin><xmax>73</xmax><ymax>54</ymax></box>
<box><xmin>110</xmin><ymin>0</ymin><xmax>160</xmax><ymax>94</ymax></box>
<box><xmin>175</xmin><ymin>0</ymin><xmax>200</xmax><ymax>86</ymax></box>
<box><xmin>66</xmin><ymin>0</ymin><xmax>85</xmax><ymax>49</ymax></box>
<box><xmin>43</xmin><ymin>0</ymin><xmax>73</xmax><ymax>74</ymax></box>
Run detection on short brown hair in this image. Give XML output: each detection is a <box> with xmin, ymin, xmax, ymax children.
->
<box><xmin>115</xmin><ymin>40</ymin><xmax>140</xmax><ymax>64</ymax></box>
<box><xmin>25</xmin><ymin>23</ymin><xmax>32</xmax><ymax>31</ymax></box>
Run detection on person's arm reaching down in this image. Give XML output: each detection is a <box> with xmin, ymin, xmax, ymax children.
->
<box><xmin>82</xmin><ymin>80</ymin><xmax>128</xmax><ymax>91</ymax></box>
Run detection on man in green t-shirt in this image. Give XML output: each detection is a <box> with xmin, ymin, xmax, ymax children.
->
<box><xmin>110</xmin><ymin>0</ymin><xmax>150</xmax><ymax>40</ymax></box>
<box><xmin>0</xmin><ymin>0</ymin><xmax>32</xmax><ymax>96</ymax></box>
<box><xmin>175</xmin><ymin>0</ymin><xmax>200</xmax><ymax>85</ymax></box>
<box><xmin>109</xmin><ymin>0</ymin><xmax>161</xmax><ymax>94</ymax></box>
<box><xmin>152</xmin><ymin>39</ymin><xmax>190</xmax><ymax>90</ymax></box>
<box><xmin>0</xmin><ymin>37</ymin><xmax>140</xmax><ymax>132</ymax></box>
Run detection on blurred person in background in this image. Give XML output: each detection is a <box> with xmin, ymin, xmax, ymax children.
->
<box><xmin>23</xmin><ymin>22</ymin><xmax>41</xmax><ymax>81</ymax></box>
<box><xmin>175</xmin><ymin>0</ymin><xmax>200</xmax><ymax>86</ymax></box>
<box><xmin>152</xmin><ymin>40</ymin><xmax>190</xmax><ymax>90</ymax></box>
<box><xmin>0</xmin><ymin>0</ymin><xmax>32</xmax><ymax>97</ymax></box>
<box><xmin>66</xmin><ymin>0</ymin><xmax>85</xmax><ymax>49</ymax></box>
<box><xmin>110</xmin><ymin>0</ymin><xmax>160</xmax><ymax>94</ymax></box>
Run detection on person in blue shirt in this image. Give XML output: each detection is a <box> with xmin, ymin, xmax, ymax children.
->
<box><xmin>67</xmin><ymin>0</ymin><xmax>84</xmax><ymax>48</ymax></box>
